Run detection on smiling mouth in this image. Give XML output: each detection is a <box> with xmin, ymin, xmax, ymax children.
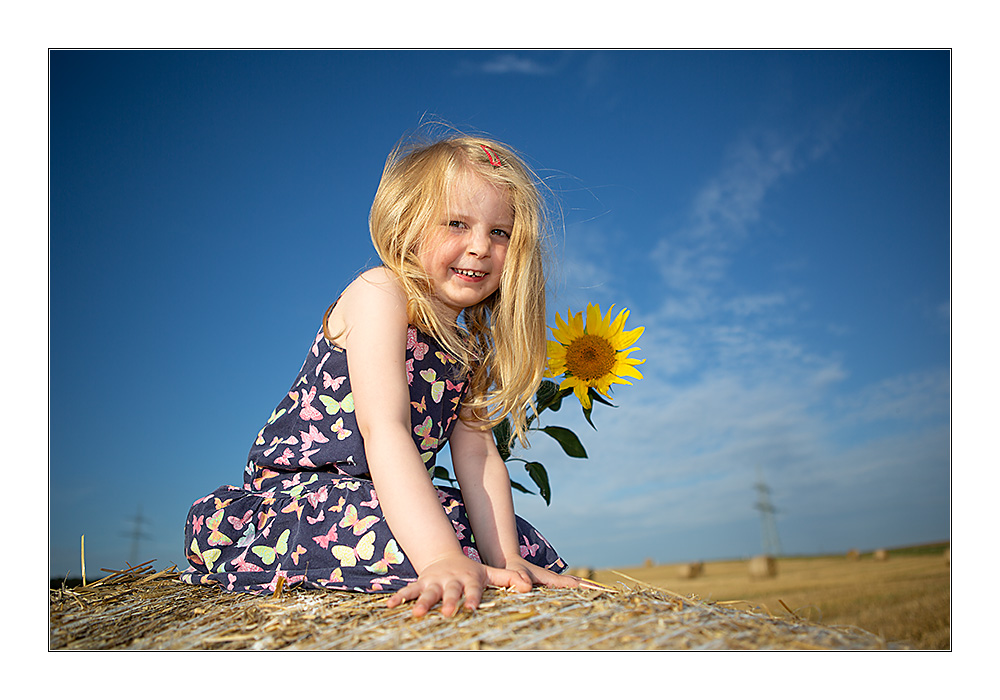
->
<box><xmin>452</xmin><ymin>268</ymin><xmax>487</xmax><ymax>280</ymax></box>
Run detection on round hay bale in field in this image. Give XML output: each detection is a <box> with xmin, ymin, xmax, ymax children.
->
<box><xmin>874</xmin><ymin>549</ymin><xmax>889</xmax><ymax>562</ymax></box>
<box><xmin>48</xmin><ymin>564</ymin><xmax>900</xmax><ymax>650</ymax></box>
<box><xmin>644</xmin><ymin>558</ymin><xmax>655</xmax><ymax>567</ymax></box>
<box><xmin>748</xmin><ymin>555</ymin><xmax>777</xmax><ymax>579</ymax></box>
<box><xmin>846</xmin><ymin>548</ymin><xmax>861</xmax><ymax>561</ymax></box>
<box><xmin>567</xmin><ymin>566</ymin><xmax>595</xmax><ymax>579</ymax></box>
<box><xmin>678</xmin><ymin>562</ymin><xmax>704</xmax><ymax>579</ymax></box>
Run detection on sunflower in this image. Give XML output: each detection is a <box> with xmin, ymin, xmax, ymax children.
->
<box><xmin>546</xmin><ymin>303</ymin><xmax>645</xmax><ymax>410</ymax></box>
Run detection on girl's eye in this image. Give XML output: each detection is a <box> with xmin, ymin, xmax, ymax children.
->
<box><xmin>492</xmin><ymin>229</ymin><xmax>510</xmax><ymax>238</ymax></box>
<box><xmin>448</xmin><ymin>220</ymin><xmax>466</xmax><ymax>229</ymax></box>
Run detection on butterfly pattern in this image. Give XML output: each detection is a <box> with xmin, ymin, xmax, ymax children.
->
<box><xmin>181</xmin><ymin>319</ymin><xmax>567</xmax><ymax>594</ymax></box>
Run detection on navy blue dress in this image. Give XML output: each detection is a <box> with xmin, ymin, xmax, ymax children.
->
<box><xmin>180</xmin><ymin>323</ymin><xmax>566</xmax><ymax>593</ymax></box>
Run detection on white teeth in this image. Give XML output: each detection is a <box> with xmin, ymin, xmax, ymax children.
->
<box><xmin>454</xmin><ymin>269</ymin><xmax>486</xmax><ymax>278</ymax></box>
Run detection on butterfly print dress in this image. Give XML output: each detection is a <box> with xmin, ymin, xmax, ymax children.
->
<box><xmin>181</xmin><ymin>323</ymin><xmax>567</xmax><ymax>594</ymax></box>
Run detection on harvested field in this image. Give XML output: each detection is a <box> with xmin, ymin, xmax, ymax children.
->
<box><xmin>591</xmin><ymin>544</ymin><xmax>950</xmax><ymax>650</ymax></box>
<box><xmin>49</xmin><ymin>563</ymin><xmax>899</xmax><ymax>650</ymax></box>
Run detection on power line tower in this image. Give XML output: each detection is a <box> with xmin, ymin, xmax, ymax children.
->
<box><xmin>753</xmin><ymin>466</ymin><xmax>782</xmax><ymax>556</ymax></box>
<box><xmin>123</xmin><ymin>505</ymin><xmax>152</xmax><ymax>564</ymax></box>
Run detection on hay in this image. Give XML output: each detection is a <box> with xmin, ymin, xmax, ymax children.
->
<box><xmin>49</xmin><ymin>564</ymin><xmax>900</xmax><ymax>650</ymax></box>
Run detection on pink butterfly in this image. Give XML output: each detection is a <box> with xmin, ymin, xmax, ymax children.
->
<box><xmin>406</xmin><ymin>327</ymin><xmax>428</xmax><ymax>359</ymax></box>
<box><xmin>290</xmin><ymin>544</ymin><xmax>308</xmax><ymax>565</ymax></box>
<box><xmin>299</xmin><ymin>386</ymin><xmax>323</xmax><ymax>421</ymax></box>
<box><xmin>231</xmin><ymin>548</ymin><xmax>264</xmax><ymax>573</ymax></box>
<box><xmin>360</xmin><ymin>490</ymin><xmax>379</xmax><ymax>509</ymax></box>
<box><xmin>312</xmin><ymin>524</ymin><xmax>338</xmax><ymax>549</ymax></box>
<box><xmin>273</xmin><ymin>448</ymin><xmax>294</xmax><ymax>466</ymax></box>
<box><xmin>519</xmin><ymin>536</ymin><xmax>539</xmax><ymax>558</ymax></box>
<box><xmin>446</xmin><ymin>379</ymin><xmax>465</xmax><ymax>392</ymax></box>
<box><xmin>463</xmin><ymin>546</ymin><xmax>482</xmax><ymax>563</ymax></box>
<box><xmin>405</xmin><ymin>358</ymin><xmax>414</xmax><ymax>385</ymax></box>
<box><xmin>410</xmin><ymin>395</ymin><xmax>426</xmax><ymax>414</ymax></box>
<box><xmin>315</xmin><ymin>351</ymin><xmax>331</xmax><ymax>377</ymax></box>
<box><xmin>298</xmin><ymin>448</ymin><xmax>320</xmax><ymax>468</ymax></box>
<box><xmin>227</xmin><ymin>510</ymin><xmax>253</xmax><ymax>531</ymax></box>
<box><xmin>306</xmin><ymin>509</ymin><xmax>326</xmax><ymax>525</ymax></box>
<box><xmin>191</xmin><ymin>514</ymin><xmax>204</xmax><ymax>534</ymax></box>
<box><xmin>311</xmin><ymin>329</ymin><xmax>324</xmax><ymax>356</ymax></box>
<box><xmin>264</xmin><ymin>570</ymin><xmax>305</xmax><ymax>593</ymax></box>
<box><xmin>282</xmin><ymin>473</ymin><xmax>303</xmax><ymax>489</ymax></box>
<box><xmin>305</xmin><ymin>486</ymin><xmax>329</xmax><ymax>509</ymax></box>
<box><xmin>299</xmin><ymin>424</ymin><xmax>329</xmax><ymax>450</ymax></box>
<box><xmin>323</xmin><ymin>372</ymin><xmax>347</xmax><ymax>391</ymax></box>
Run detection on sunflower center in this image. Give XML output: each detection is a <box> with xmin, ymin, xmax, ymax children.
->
<box><xmin>564</xmin><ymin>334</ymin><xmax>617</xmax><ymax>382</ymax></box>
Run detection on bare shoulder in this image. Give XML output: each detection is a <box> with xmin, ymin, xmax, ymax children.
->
<box><xmin>326</xmin><ymin>267</ymin><xmax>409</xmax><ymax>351</ymax></box>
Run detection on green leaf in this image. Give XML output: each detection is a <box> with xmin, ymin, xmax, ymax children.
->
<box><xmin>525</xmin><ymin>462</ymin><xmax>551</xmax><ymax>505</ymax></box>
<box><xmin>588</xmin><ymin>387</ymin><xmax>617</xmax><ymax>408</ymax></box>
<box><xmin>536</xmin><ymin>380</ymin><xmax>559</xmax><ymax>410</ymax></box>
<box><xmin>509</xmin><ymin>478</ymin><xmax>534</xmax><ymax>495</ymax></box>
<box><xmin>583</xmin><ymin>401</ymin><xmax>597</xmax><ymax>430</ymax></box>
<box><xmin>431</xmin><ymin>466</ymin><xmax>453</xmax><ymax>482</ymax></box>
<box><xmin>541</xmin><ymin>426</ymin><xmax>588</xmax><ymax>458</ymax></box>
<box><xmin>493</xmin><ymin>417</ymin><xmax>512</xmax><ymax>461</ymax></box>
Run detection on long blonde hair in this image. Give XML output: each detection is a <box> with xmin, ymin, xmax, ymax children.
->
<box><xmin>369</xmin><ymin>131</ymin><xmax>550</xmax><ymax>448</ymax></box>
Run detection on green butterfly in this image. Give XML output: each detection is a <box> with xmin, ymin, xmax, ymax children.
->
<box><xmin>252</xmin><ymin>528</ymin><xmax>291</xmax><ymax>565</ymax></box>
<box><xmin>319</xmin><ymin>392</ymin><xmax>355</xmax><ymax>415</ymax></box>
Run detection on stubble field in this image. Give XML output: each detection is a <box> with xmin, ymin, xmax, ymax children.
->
<box><xmin>589</xmin><ymin>543</ymin><xmax>951</xmax><ymax>649</ymax></box>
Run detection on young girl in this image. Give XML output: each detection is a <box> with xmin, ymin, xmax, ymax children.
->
<box><xmin>181</xmin><ymin>133</ymin><xmax>579</xmax><ymax>616</ymax></box>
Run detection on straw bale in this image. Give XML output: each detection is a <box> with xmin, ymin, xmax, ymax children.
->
<box><xmin>49</xmin><ymin>566</ymin><xmax>899</xmax><ymax>650</ymax></box>
<box><xmin>678</xmin><ymin>562</ymin><xmax>704</xmax><ymax>579</ymax></box>
<box><xmin>748</xmin><ymin>555</ymin><xmax>777</xmax><ymax>579</ymax></box>
<box><xmin>846</xmin><ymin>549</ymin><xmax>860</xmax><ymax>561</ymax></box>
<box><xmin>874</xmin><ymin>549</ymin><xmax>889</xmax><ymax>562</ymax></box>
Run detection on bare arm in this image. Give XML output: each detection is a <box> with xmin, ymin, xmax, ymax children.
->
<box><xmin>334</xmin><ymin>270</ymin><xmax>531</xmax><ymax>615</ymax></box>
<box><xmin>450</xmin><ymin>415</ymin><xmax>580</xmax><ymax>588</ymax></box>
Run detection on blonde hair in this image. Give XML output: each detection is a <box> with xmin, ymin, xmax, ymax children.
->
<box><xmin>369</xmin><ymin>131</ymin><xmax>550</xmax><ymax>448</ymax></box>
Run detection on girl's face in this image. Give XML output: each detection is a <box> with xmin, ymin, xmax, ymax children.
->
<box><xmin>419</xmin><ymin>170</ymin><xmax>513</xmax><ymax>319</ymax></box>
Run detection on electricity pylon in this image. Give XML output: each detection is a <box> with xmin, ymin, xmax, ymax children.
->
<box><xmin>123</xmin><ymin>505</ymin><xmax>152</xmax><ymax>564</ymax></box>
<box><xmin>753</xmin><ymin>466</ymin><xmax>782</xmax><ymax>556</ymax></box>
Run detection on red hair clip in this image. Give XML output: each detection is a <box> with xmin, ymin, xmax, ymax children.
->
<box><xmin>480</xmin><ymin>144</ymin><xmax>503</xmax><ymax>168</ymax></box>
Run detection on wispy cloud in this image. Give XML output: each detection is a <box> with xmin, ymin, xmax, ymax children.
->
<box><xmin>456</xmin><ymin>53</ymin><xmax>565</xmax><ymax>76</ymax></box>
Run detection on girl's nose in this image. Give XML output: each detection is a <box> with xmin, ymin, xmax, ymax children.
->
<box><xmin>467</xmin><ymin>228</ymin><xmax>492</xmax><ymax>257</ymax></box>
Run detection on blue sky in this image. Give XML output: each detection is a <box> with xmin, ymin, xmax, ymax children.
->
<box><xmin>46</xmin><ymin>50</ymin><xmax>951</xmax><ymax>578</ymax></box>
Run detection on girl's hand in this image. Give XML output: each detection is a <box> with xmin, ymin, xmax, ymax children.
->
<box><xmin>503</xmin><ymin>556</ymin><xmax>582</xmax><ymax>590</ymax></box>
<box><xmin>386</xmin><ymin>553</ymin><xmax>533</xmax><ymax>618</ymax></box>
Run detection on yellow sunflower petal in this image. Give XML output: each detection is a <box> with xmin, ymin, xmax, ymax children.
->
<box><xmin>611</xmin><ymin>325</ymin><xmax>645</xmax><ymax>350</ymax></box>
<box><xmin>608</xmin><ymin>307</ymin><xmax>629</xmax><ymax>336</ymax></box>
<box><xmin>586</xmin><ymin>303</ymin><xmax>607</xmax><ymax>336</ymax></box>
